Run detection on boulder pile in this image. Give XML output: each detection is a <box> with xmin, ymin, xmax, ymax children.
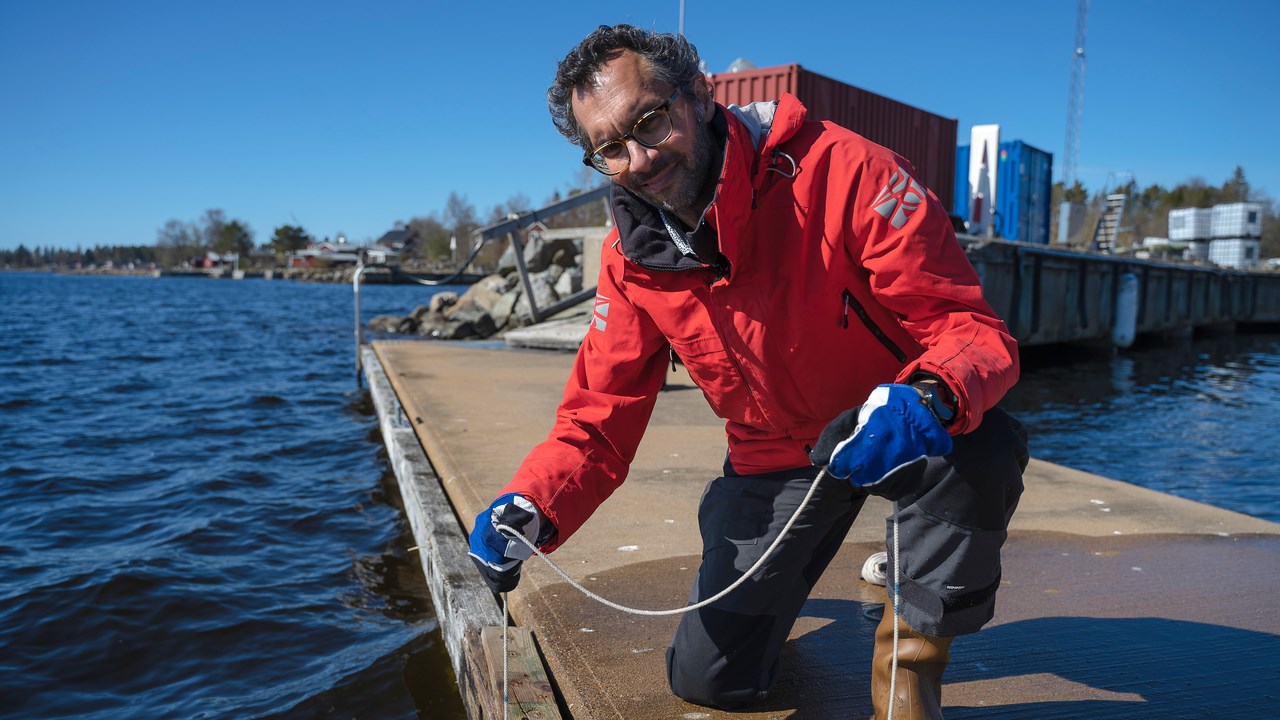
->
<box><xmin>368</xmin><ymin>233</ymin><xmax>586</xmax><ymax>340</ymax></box>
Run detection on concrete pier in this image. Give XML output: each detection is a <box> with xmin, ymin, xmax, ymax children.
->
<box><xmin>962</xmin><ymin>238</ymin><xmax>1280</xmax><ymax>347</ymax></box>
<box><xmin>364</xmin><ymin>339</ymin><xmax>1280</xmax><ymax>719</ymax></box>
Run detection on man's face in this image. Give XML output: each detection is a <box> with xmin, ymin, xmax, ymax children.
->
<box><xmin>572</xmin><ymin>51</ymin><xmax>715</xmax><ymax>218</ymax></box>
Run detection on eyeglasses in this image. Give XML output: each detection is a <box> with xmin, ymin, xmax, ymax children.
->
<box><xmin>582</xmin><ymin>87</ymin><xmax>682</xmax><ymax>176</ymax></box>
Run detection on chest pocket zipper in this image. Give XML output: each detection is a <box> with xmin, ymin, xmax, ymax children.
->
<box><xmin>842</xmin><ymin>289</ymin><xmax>907</xmax><ymax>362</ymax></box>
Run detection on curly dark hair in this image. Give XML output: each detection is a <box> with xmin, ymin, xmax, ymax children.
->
<box><xmin>548</xmin><ymin>24</ymin><xmax>703</xmax><ymax>151</ymax></box>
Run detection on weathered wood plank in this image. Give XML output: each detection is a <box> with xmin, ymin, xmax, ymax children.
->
<box><xmin>481</xmin><ymin>626</ymin><xmax>564</xmax><ymax>720</ymax></box>
<box><xmin>363</xmin><ymin>345</ymin><xmax>512</xmax><ymax>719</ymax></box>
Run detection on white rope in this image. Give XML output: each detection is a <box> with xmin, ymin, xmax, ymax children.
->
<box><xmin>495</xmin><ymin>467</ymin><xmax>906</xmax><ymax>719</ymax></box>
<box><xmin>496</xmin><ymin>467</ymin><xmax>830</xmax><ymax>617</ymax></box>
<box><xmin>888</xmin><ymin>514</ymin><xmax>901</xmax><ymax>720</ymax></box>
<box><xmin>501</xmin><ymin>592</ymin><xmax>510</xmax><ymax>720</ymax></box>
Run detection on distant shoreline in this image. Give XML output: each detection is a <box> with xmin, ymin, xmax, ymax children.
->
<box><xmin>2</xmin><ymin>266</ymin><xmax>155</xmax><ymax>276</ymax></box>
<box><xmin>57</xmin><ymin>267</ymin><xmax>158</xmax><ymax>277</ymax></box>
<box><xmin>1</xmin><ymin>266</ymin><xmax>486</xmax><ymax>285</ymax></box>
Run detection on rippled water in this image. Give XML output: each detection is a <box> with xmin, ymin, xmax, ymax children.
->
<box><xmin>2</xmin><ymin>271</ymin><xmax>1277</xmax><ymax>720</ymax></box>
<box><xmin>1003</xmin><ymin>331</ymin><xmax>1280</xmax><ymax>523</ymax></box>
<box><xmin>0</xmin><ymin>272</ymin><xmax>467</xmax><ymax>719</ymax></box>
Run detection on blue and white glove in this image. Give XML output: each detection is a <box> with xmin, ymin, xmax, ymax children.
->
<box><xmin>809</xmin><ymin>384</ymin><xmax>954</xmax><ymax>500</ymax></box>
<box><xmin>468</xmin><ymin>493</ymin><xmax>546</xmax><ymax>593</ymax></box>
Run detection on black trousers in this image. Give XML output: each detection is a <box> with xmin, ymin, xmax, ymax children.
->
<box><xmin>666</xmin><ymin>407</ymin><xmax>1028</xmax><ymax>710</ymax></box>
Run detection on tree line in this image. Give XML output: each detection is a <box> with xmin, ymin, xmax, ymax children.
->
<box><xmin>2</xmin><ymin>171</ymin><xmax>609</xmax><ymax>271</ymax></box>
<box><xmin>1</xmin><ymin>243</ymin><xmax>164</xmax><ymax>269</ymax></box>
<box><xmin>0</xmin><ymin>209</ymin><xmax>312</xmax><ymax>270</ymax></box>
<box><xmin>1051</xmin><ymin>165</ymin><xmax>1279</xmax><ymax>257</ymax></box>
<box><xmin>400</xmin><ymin>171</ymin><xmax>609</xmax><ymax>268</ymax></box>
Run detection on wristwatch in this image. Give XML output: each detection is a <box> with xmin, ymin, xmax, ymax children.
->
<box><xmin>911</xmin><ymin>378</ymin><xmax>957</xmax><ymax>426</ymax></box>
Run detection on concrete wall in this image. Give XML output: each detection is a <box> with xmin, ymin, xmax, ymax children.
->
<box><xmin>962</xmin><ymin>237</ymin><xmax>1280</xmax><ymax>346</ymax></box>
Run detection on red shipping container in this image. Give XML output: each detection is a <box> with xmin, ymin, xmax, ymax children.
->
<box><xmin>711</xmin><ymin>64</ymin><xmax>957</xmax><ymax>212</ymax></box>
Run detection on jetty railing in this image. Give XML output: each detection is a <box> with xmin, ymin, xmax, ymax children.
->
<box><xmin>353</xmin><ymin>263</ymin><xmax>371</xmax><ymax>386</ymax></box>
<box><xmin>471</xmin><ymin>185</ymin><xmax>610</xmax><ymax>324</ymax></box>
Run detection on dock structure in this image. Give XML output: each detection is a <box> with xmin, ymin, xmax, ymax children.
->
<box><xmin>962</xmin><ymin>238</ymin><xmax>1280</xmax><ymax>348</ymax></box>
<box><xmin>363</xmin><ymin>339</ymin><xmax>1280</xmax><ymax>719</ymax></box>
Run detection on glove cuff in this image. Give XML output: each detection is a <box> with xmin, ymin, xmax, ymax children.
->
<box><xmin>494</xmin><ymin>494</ymin><xmax>543</xmax><ymax>560</ymax></box>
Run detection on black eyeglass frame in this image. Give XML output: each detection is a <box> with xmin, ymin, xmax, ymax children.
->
<box><xmin>581</xmin><ymin>87</ymin><xmax>683</xmax><ymax>176</ymax></box>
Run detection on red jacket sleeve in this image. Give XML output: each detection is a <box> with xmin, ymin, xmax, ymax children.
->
<box><xmin>848</xmin><ymin>150</ymin><xmax>1020</xmax><ymax>434</ymax></box>
<box><xmin>495</xmin><ymin>239</ymin><xmax>670</xmax><ymax>551</ymax></box>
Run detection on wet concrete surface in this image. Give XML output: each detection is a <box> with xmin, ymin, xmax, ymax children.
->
<box><xmin>525</xmin><ymin>532</ymin><xmax>1280</xmax><ymax>719</ymax></box>
<box><xmin>371</xmin><ymin>340</ymin><xmax>1280</xmax><ymax>719</ymax></box>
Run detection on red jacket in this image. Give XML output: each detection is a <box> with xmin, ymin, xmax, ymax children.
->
<box><xmin>502</xmin><ymin>94</ymin><xmax>1018</xmax><ymax>550</ymax></box>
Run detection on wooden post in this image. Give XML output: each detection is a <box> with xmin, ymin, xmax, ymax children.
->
<box><xmin>481</xmin><ymin>626</ymin><xmax>564</xmax><ymax>720</ymax></box>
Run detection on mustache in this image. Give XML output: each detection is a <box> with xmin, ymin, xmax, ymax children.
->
<box><xmin>631</xmin><ymin>158</ymin><xmax>678</xmax><ymax>185</ymax></box>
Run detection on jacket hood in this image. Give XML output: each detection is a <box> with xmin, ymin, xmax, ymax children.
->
<box><xmin>725</xmin><ymin>93</ymin><xmax>808</xmax><ymax>162</ymax></box>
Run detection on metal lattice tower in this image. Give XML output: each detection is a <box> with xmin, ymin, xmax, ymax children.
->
<box><xmin>1063</xmin><ymin>0</ymin><xmax>1089</xmax><ymax>190</ymax></box>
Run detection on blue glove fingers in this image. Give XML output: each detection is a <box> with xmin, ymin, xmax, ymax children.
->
<box><xmin>829</xmin><ymin>384</ymin><xmax>953</xmax><ymax>489</ymax></box>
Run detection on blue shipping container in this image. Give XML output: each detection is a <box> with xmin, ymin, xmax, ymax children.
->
<box><xmin>954</xmin><ymin>140</ymin><xmax>1053</xmax><ymax>244</ymax></box>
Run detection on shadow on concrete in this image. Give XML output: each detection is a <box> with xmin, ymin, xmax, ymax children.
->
<box><xmin>944</xmin><ymin>615</ymin><xmax>1280</xmax><ymax>719</ymax></box>
<box><xmin>765</xmin><ymin>599</ymin><xmax>1279</xmax><ymax>719</ymax></box>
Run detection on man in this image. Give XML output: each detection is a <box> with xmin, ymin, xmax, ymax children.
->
<box><xmin>469</xmin><ymin>24</ymin><xmax>1028</xmax><ymax>719</ymax></box>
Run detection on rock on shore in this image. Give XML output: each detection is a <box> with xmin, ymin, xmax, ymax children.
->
<box><xmin>368</xmin><ymin>233</ymin><xmax>585</xmax><ymax>340</ymax></box>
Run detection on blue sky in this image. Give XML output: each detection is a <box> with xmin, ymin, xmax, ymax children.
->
<box><xmin>2</xmin><ymin>0</ymin><xmax>1277</xmax><ymax>251</ymax></box>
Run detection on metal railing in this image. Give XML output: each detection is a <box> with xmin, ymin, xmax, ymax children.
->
<box><xmin>472</xmin><ymin>185</ymin><xmax>610</xmax><ymax>324</ymax></box>
<box><xmin>353</xmin><ymin>263</ymin><xmax>371</xmax><ymax>387</ymax></box>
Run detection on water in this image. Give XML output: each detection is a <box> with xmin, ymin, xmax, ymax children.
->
<box><xmin>2</xmin><ymin>273</ymin><xmax>1278</xmax><ymax>720</ymax></box>
<box><xmin>1003</xmin><ymin>333</ymin><xmax>1280</xmax><ymax>523</ymax></box>
<box><xmin>0</xmin><ymin>272</ymin><xmax>467</xmax><ymax>719</ymax></box>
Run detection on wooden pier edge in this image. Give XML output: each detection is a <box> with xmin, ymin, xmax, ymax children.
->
<box><xmin>481</xmin><ymin>626</ymin><xmax>564</xmax><ymax>720</ymax></box>
<box><xmin>362</xmin><ymin>345</ymin><xmax>562</xmax><ymax>719</ymax></box>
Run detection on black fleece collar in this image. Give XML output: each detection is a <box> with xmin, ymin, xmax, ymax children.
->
<box><xmin>610</xmin><ymin>109</ymin><xmax>729</xmax><ymax>274</ymax></box>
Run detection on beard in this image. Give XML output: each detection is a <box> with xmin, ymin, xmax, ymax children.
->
<box><xmin>626</xmin><ymin>118</ymin><xmax>717</xmax><ymax>220</ymax></box>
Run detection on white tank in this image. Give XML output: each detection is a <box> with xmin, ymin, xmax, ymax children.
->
<box><xmin>1208</xmin><ymin>238</ymin><xmax>1261</xmax><ymax>269</ymax></box>
<box><xmin>1210</xmin><ymin>203</ymin><xmax>1264</xmax><ymax>239</ymax></box>
<box><xmin>1168</xmin><ymin>208</ymin><xmax>1212</xmax><ymax>241</ymax></box>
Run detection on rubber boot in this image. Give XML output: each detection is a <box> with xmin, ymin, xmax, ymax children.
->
<box><xmin>870</xmin><ymin>603</ymin><xmax>952</xmax><ymax>720</ymax></box>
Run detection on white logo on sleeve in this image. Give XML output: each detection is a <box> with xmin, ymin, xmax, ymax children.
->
<box><xmin>592</xmin><ymin>294</ymin><xmax>610</xmax><ymax>332</ymax></box>
<box><xmin>872</xmin><ymin>166</ymin><xmax>926</xmax><ymax>229</ymax></box>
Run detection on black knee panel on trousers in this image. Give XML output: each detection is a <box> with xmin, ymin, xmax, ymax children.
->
<box><xmin>888</xmin><ymin>407</ymin><xmax>1029</xmax><ymax>637</ymax></box>
<box><xmin>666</xmin><ymin>606</ymin><xmax>777</xmax><ymax>710</ymax></box>
<box><xmin>910</xmin><ymin>407</ymin><xmax>1028</xmax><ymax>531</ymax></box>
<box><xmin>667</xmin><ymin>466</ymin><xmax>864</xmax><ymax>710</ymax></box>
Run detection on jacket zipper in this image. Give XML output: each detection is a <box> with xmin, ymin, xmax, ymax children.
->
<box><xmin>842</xmin><ymin>289</ymin><xmax>907</xmax><ymax>362</ymax></box>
